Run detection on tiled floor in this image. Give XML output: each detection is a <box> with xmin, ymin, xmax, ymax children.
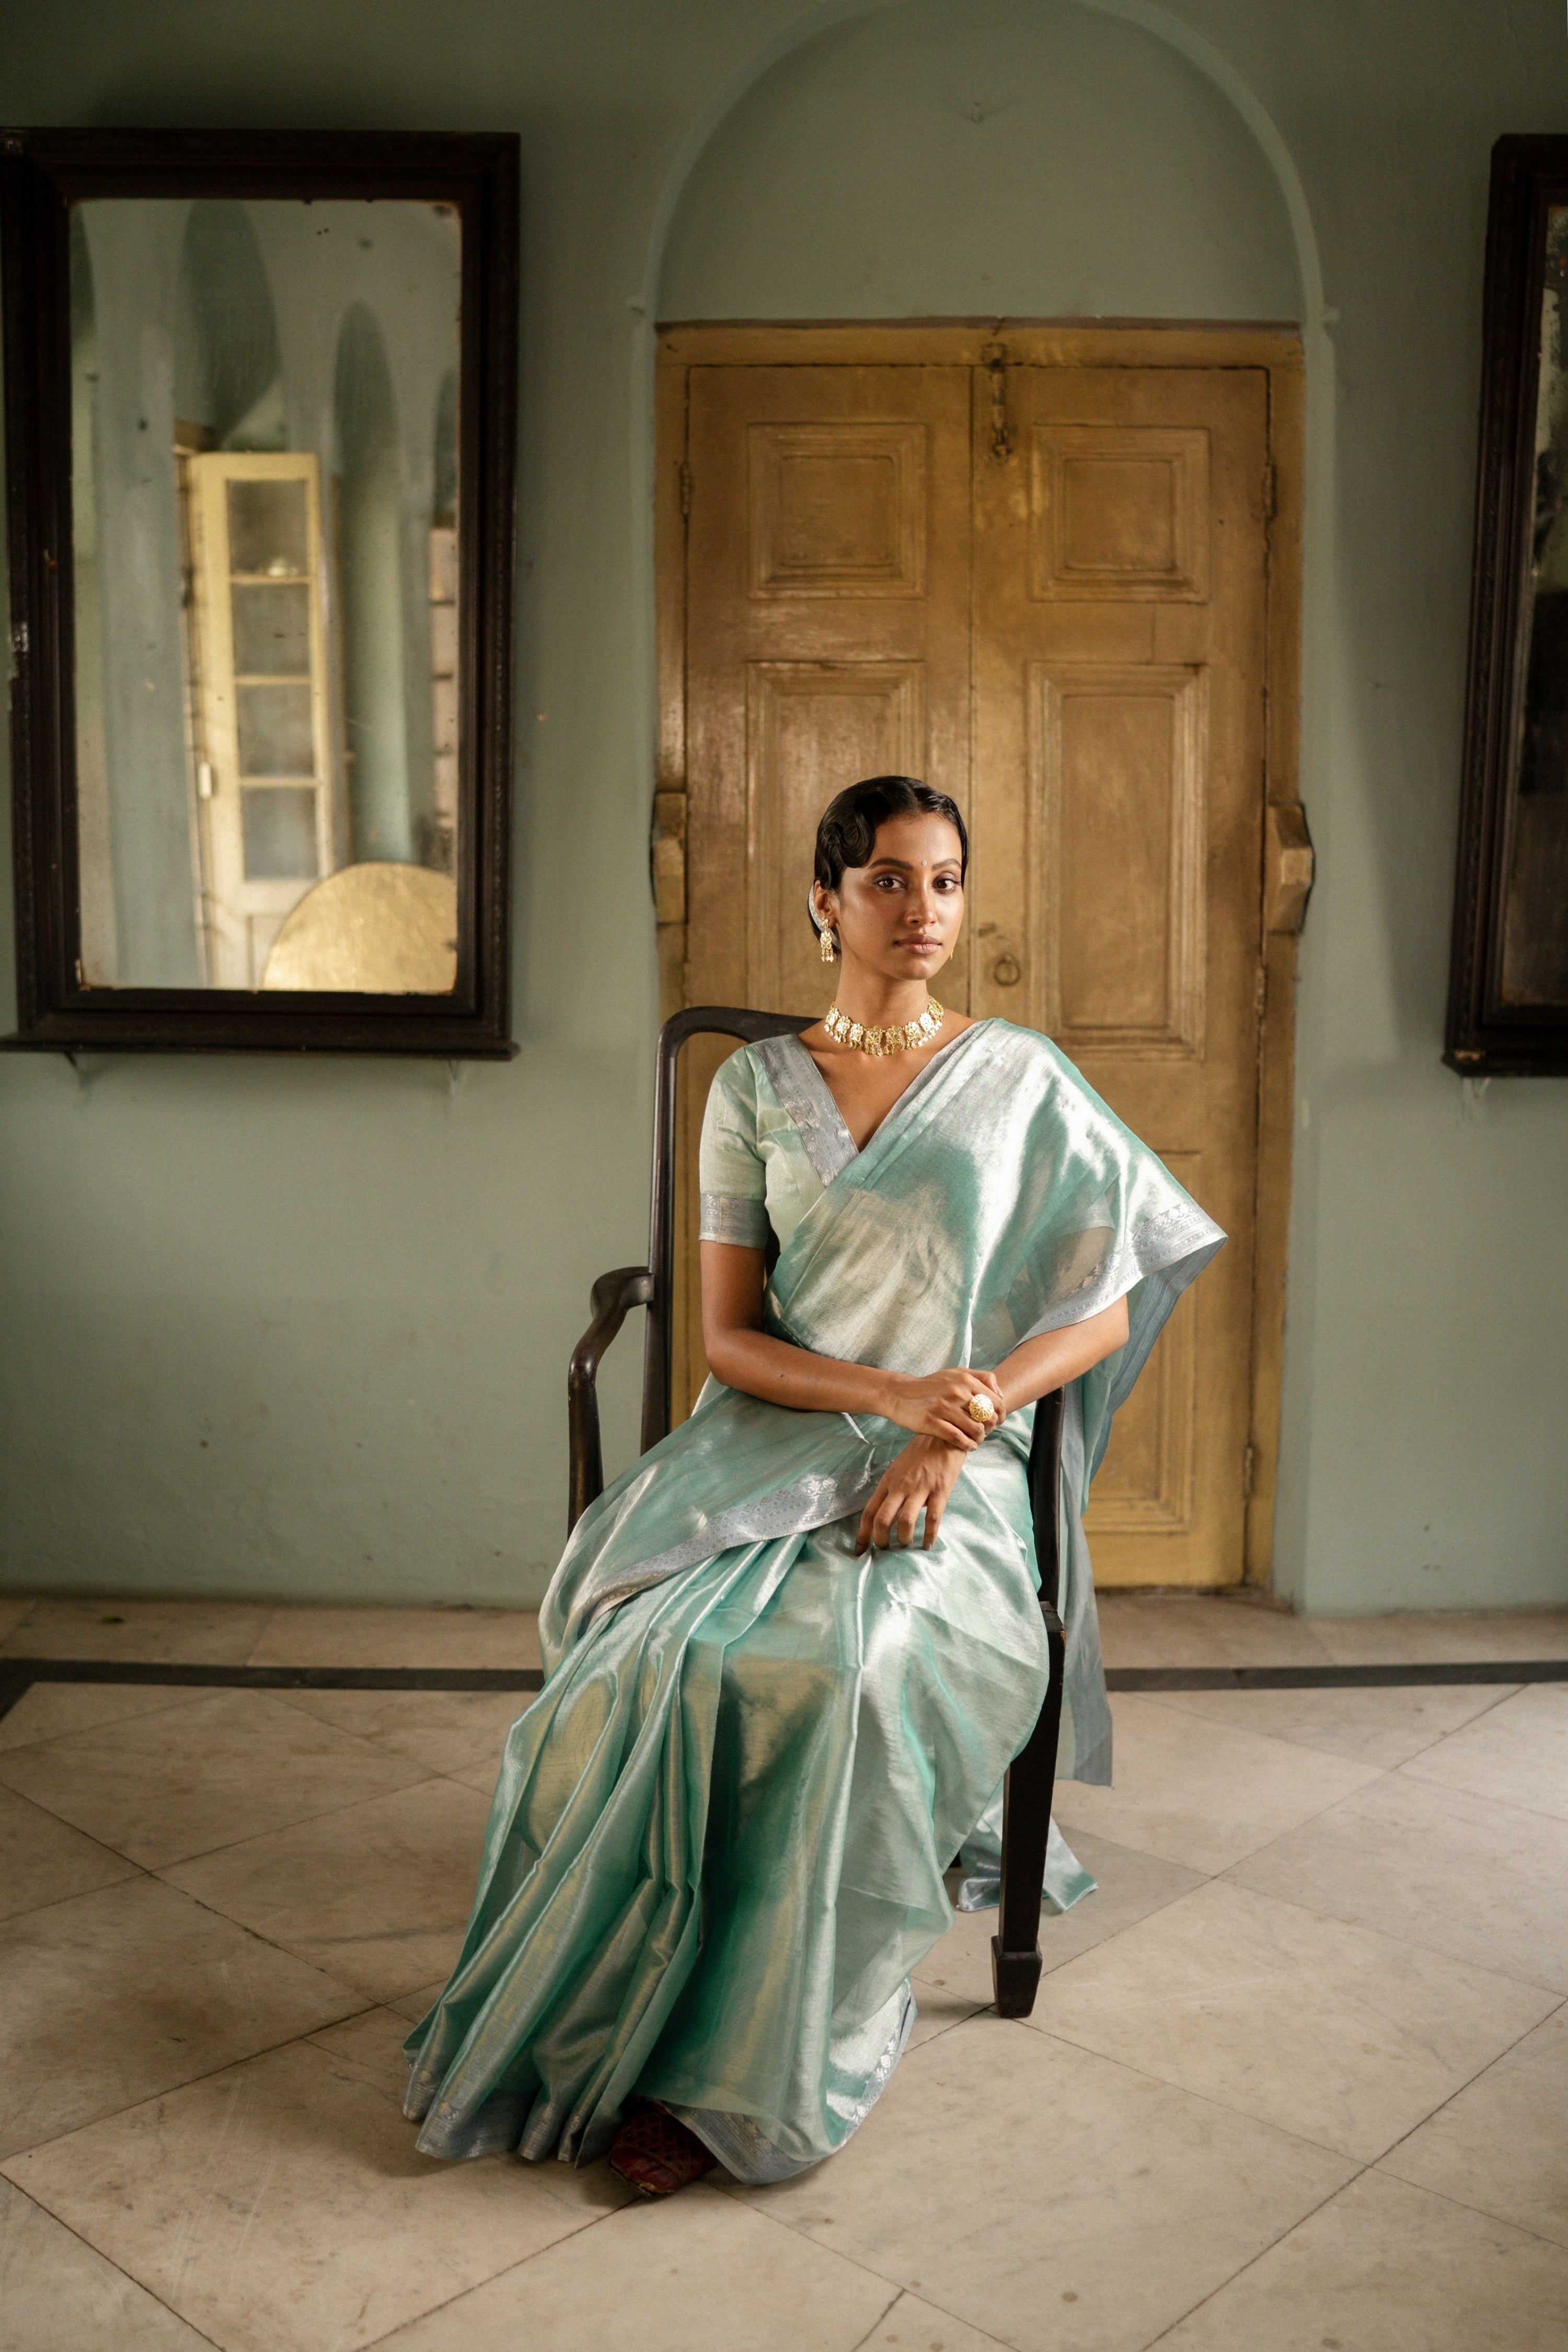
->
<box><xmin>2</xmin><ymin>1590</ymin><xmax>1566</xmax><ymax>2352</ymax></box>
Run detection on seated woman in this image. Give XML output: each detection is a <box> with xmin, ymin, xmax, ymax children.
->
<box><xmin>403</xmin><ymin>776</ymin><xmax>1223</xmax><ymax>2197</ymax></box>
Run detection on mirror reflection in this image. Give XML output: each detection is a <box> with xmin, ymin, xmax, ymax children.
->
<box><xmin>1509</xmin><ymin>200</ymin><xmax>1568</xmax><ymax>1008</ymax></box>
<box><xmin>71</xmin><ymin>197</ymin><xmax>462</xmax><ymax>992</ymax></box>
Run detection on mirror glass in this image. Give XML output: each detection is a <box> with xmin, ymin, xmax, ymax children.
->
<box><xmin>1507</xmin><ymin>199</ymin><xmax>1568</xmax><ymax>1008</ymax></box>
<box><xmin>70</xmin><ymin>197</ymin><xmax>462</xmax><ymax>993</ymax></box>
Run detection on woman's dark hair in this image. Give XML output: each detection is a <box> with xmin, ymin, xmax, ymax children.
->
<box><xmin>813</xmin><ymin>777</ymin><xmax>969</xmax><ymax>917</ymax></box>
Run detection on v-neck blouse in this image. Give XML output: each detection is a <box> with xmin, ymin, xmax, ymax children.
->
<box><xmin>698</xmin><ymin>1028</ymin><xmax>985</xmax><ymax>1256</ymax></box>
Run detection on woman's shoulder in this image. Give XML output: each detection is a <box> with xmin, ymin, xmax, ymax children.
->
<box><xmin>981</xmin><ymin>1021</ymin><xmax>1119</xmax><ymax>1115</ymax></box>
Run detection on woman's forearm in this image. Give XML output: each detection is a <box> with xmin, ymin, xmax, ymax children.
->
<box><xmin>705</xmin><ymin>1325</ymin><xmax>897</xmax><ymax>1419</ymax></box>
<box><xmin>993</xmin><ymin>1296</ymin><xmax>1130</xmax><ymax>1416</ymax></box>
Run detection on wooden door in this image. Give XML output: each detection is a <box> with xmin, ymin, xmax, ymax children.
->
<box><xmin>969</xmin><ymin>366</ymin><xmax>1267</xmax><ymax>1587</ymax></box>
<box><xmin>658</xmin><ymin>325</ymin><xmax>1304</xmax><ymax>1589</ymax></box>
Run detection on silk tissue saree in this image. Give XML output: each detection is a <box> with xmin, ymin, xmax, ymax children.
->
<box><xmin>404</xmin><ymin>1019</ymin><xmax>1223</xmax><ymax>2184</ymax></box>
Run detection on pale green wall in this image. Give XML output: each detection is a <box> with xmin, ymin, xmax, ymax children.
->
<box><xmin>1</xmin><ymin>0</ymin><xmax>1564</xmax><ymax>1615</ymax></box>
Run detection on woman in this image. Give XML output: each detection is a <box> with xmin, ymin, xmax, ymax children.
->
<box><xmin>404</xmin><ymin>776</ymin><xmax>1223</xmax><ymax>2197</ymax></box>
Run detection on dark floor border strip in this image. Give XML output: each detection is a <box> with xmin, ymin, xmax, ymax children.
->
<box><xmin>0</xmin><ymin>1656</ymin><xmax>1563</xmax><ymax>1734</ymax></box>
<box><xmin>0</xmin><ymin>1659</ymin><xmax>546</xmax><ymax>1724</ymax></box>
<box><xmin>1108</xmin><ymin>1661</ymin><xmax>1568</xmax><ymax>1690</ymax></box>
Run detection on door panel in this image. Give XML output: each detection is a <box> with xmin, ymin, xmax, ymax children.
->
<box><xmin>666</xmin><ymin>333</ymin><xmax>1286</xmax><ymax>1589</ymax></box>
<box><xmin>1029</xmin><ymin>662</ymin><xmax>1208</xmax><ymax>1055</ymax></box>
<box><xmin>676</xmin><ymin>365</ymin><xmax>972</xmax><ymax>1412</ymax></box>
<box><xmin>971</xmin><ymin>366</ymin><xmax>1267</xmax><ymax>1586</ymax></box>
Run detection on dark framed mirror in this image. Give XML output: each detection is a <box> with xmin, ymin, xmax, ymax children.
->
<box><xmin>1448</xmin><ymin>134</ymin><xmax>1568</xmax><ymax>1075</ymax></box>
<box><xmin>1</xmin><ymin>128</ymin><xmax>517</xmax><ymax>1055</ymax></box>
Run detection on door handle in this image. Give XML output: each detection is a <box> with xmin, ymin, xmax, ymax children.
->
<box><xmin>1265</xmin><ymin>804</ymin><xmax>1313</xmax><ymax>934</ymax></box>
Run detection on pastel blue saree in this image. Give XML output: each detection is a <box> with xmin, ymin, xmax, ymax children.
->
<box><xmin>403</xmin><ymin>1019</ymin><xmax>1223</xmax><ymax>2183</ymax></box>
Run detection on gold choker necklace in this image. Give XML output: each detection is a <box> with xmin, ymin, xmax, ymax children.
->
<box><xmin>824</xmin><ymin>999</ymin><xmax>944</xmax><ymax>1058</ymax></box>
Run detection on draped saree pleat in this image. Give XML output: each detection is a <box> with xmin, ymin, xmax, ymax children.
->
<box><xmin>403</xmin><ymin>1020</ymin><xmax>1224</xmax><ymax>2180</ymax></box>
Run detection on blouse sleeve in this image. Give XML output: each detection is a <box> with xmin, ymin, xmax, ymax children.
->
<box><xmin>698</xmin><ymin>1048</ymin><xmax>770</xmax><ymax>1249</ymax></box>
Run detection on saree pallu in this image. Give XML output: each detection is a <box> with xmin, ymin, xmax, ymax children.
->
<box><xmin>404</xmin><ymin>1020</ymin><xmax>1223</xmax><ymax>2182</ymax></box>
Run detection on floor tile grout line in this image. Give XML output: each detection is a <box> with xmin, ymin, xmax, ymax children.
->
<box><xmin>1006</xmin><ymin>2013</ymin><xmax>1415</xmax><ymax>2174</ymax></box>
<box><xmin>1035</xmin><ymin>1862</ymin><xmax>1568</xmax><ymax>2014</ymax></box>
<box><xmin>1212</xmin><ymin>1808</ymin><xmax>1568</xmax><ymax>2002</ymax></box>
<box><xmin>846</xmin><ymin>2282</ymin><xmax>906</xmax><ymax>2350</ymax></box>
<box><xmin>1373</xmin><ymin>1994</ymin><xmax>1568</xmax><ymax>2192</ymax></box>
<box><xmin>3</xmin><ymin>1746</ymin><xmax>452</xmax><ymax>1881</ymax></box>
<box><xmin>0</xmin><ymin>2173</ymin><xmax>229</xmax><ymax>2352</ymax></box>
<box><xmin>0</xmin><ymin>1999</ymin><xmax>383</xmax><ymax>2175</ymax></box>
<box><xmin>717</xmin><ymin>2178</ymin><xmax>978</xmax><ymax>2331</ymax></box>
<box><xmin>0</xmin><ymin>1683</ymin><xmax>230</xmax><ymax>1750</ymax></box>
<box><xmin>1134</xmin><ymin>1676</ymin><xmax>1526</xmax><ymax>1768</ymax></box>
<box><xmin>1366</xmin><ymin>2141</ymin><xmax>1568</xmax><ymax>2254</ymax></box>
<box><xmin>1394</xmin><ymin>1761</ymin><xmax>1568</xmax><ymax>1833</ymax></box>
<box><xmin>0</xmin><ymin>1782</ymin><xmax>156</xmax><ymax>1912</ymax></box>
<box><xmin>1137</xmin><ymin>2159</ymin><xmax>1375</xmax><ymax>2350</ymax></box>
<box><xmin>352</xmin><ymin>2198</ymin><xmax>652</xmax><ymax>2351</ymax></box>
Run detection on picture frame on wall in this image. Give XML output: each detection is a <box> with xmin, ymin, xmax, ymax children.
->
<box><xmin>1448</xmin><ymin>135</ymin><xmax>1568</xmax><ymax>1074</ymax></box>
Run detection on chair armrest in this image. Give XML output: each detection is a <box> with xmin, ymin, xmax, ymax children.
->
<box><xmin>568</xmin><ymin>1267</ymin><xmax>655</xmax><ymax>1532</ymax></box>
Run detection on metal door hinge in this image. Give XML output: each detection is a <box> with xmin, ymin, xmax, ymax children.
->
<box><xmin>678</xmin><ymin>460</ymin><xmax>693</xmax><ymax>520</ymax></box>
<box><xmin>981</xmin><ymin>341</ymin><xmax>1012</xmax><ymax>462</ymax></box>
<box><xmin>1242</xmin><ymin>1443</ymin><xmax>1256</xmax><ymax>1501</ymax></box>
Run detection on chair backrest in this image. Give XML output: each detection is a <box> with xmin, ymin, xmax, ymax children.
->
<box><xmin>640</xmin><ymin>1006</ymin><xmax>813</xmax><ymax>1454</ymax></box>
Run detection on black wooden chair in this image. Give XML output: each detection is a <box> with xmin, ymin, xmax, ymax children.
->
<box><xmin>566</xmin><ymin>1006</ymin><xmax>1067</xmax><ymax>2020</ymax></box>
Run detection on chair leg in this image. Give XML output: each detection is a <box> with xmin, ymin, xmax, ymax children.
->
<box><xmin>990</xmin><ymin>1622</ymin><xmax>1067</xmax><ymax>2019</ymax></box>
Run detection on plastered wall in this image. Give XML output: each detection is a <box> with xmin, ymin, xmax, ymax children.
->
<box><xmin>1</xmin><ymin>0</ymin><xmax>1564</xmax><ymax>1614</ymax></box>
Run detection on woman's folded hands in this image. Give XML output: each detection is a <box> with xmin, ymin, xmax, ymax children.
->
<box><xmin>876</xmin><ymin>1365</ymin><xmax>1006</xmax><ymax>1450</ymax></box>
<box><xmin>856</xmin><ymin>1433</ymin><xmax>972</xmax><ymax>1553</ymax></box>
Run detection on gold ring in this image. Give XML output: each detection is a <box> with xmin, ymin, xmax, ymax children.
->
<box><xmin>966</xmin><ymin>1393</ymin><xmax>996</xmax><ymax>1426</ymax></box>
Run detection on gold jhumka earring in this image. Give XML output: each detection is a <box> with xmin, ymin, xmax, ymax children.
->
<box><xmin>820</xmin><ymin>923</ymin><xmax>837</xmax><ymax>963</ymax></box>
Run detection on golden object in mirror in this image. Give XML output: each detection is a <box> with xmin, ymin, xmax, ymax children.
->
<box><xmin>260</xmin><ymin>862</ymin><xmax>457</xmax><ymax>994</ymax></box>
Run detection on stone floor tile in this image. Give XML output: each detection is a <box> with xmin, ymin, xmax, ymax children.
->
<box><xmin>1379</xmin><ymin>2003</ymin><xmax>1568</xmax><ymax>2246</ymax></box>
<box><xmin>0</xmin><ymin>1598</ymin><xmax>36</xmax><ymax>1642</ymax></box>
<box><xmin>1142</xmin><ymin>1680</ymin><xmax>1515</xmax><ymax>1770</ymax></box>
<box><xmin>1229</xmin><ymin>1771</ymin><xmax>1568</xmax><ymax>1993</ymax></box>
<box><xmin>1096</xmin><ymin>1594</ymin><xmax>1333</xmax><ymax>1669</ymax></box>
<box><xmin>1157</xmin><ymin>2167</ymin><xmax>1568</xmax><ymax>2350</ymax></box>
<box><xmin>723</xmin><ymin>2013</ymin><xmax>1354</xmax><ymax>2352</ymax></box>
<box><xmin>1308</xmin><ymin>1608</ymin><xmax>1568</xmax><ymax>1665</ymax></box>
<box><xmin>0</xmin><ymin>2175</ymin><xmax>215</xmax><ymax>2351</ymax></box>
<box><xmin>1051</xmin><ymin>1693</ymin><xmax>1382</xmax><ymax>1876</ymax></box>
<box><xmin>162</xmin><ymin>1777</ymin><xmax>491</xmax><ymax>2003</ymax></box>
<box><xmin>369</xmin><ymin>2177</ymin><xmax>897</xmax><ymax>2352</ymax></box>
<box><xmin>1028</xmin><ymin>1877</ymin><xmax>1556</xmax><ymax>2162</ymax></box>
<box><xmin>0</xmin><ymin>1689</ymin><xmax>433</xmax><ymax>1870</ymax></box>
<box><xmin>5</xmin><ymin>2010</ymin><xmax>621</xmax><ymax>2352</ymax></box>
<box><xmin>853</xmin><ymin>2292</ymin><xmax>1011</xmax><ymax>2352</ymax></box>
<box><xmin>0</xmin><ymin>1679</ymin><xmax>212</xmax><ymax>1754</ymax></box>
<box><xmin>1</xmin><ymin>1598</ymin><xmax>272</xmax><ymax>1663</ymax></box>
<box><xmin>0</xmin><ymin>1875</ymin><xmax>362</xmax><ymax>2160</ymax></box>
<box><xmin>273</xmin><ymin>1688</ymin><xmax>525</xmax><ymax>1781</ymax></box>
<box><xmin>1400</xmin><ymin>1684</ymin><xmax>1568</xmax><ymax>1821</ymax></box>
<box><xmin>247</xmin><ymin>1605</ymin><xmax>541</xmax><ymax>1670</ymax></box>
<box><xmin>914</xmin><ymin>1831</ymin><xmax>1205</xmax><ymax>2010</ymax></box>
<box><xmin>0</xmin><ymin>1782</ymin><xmax>137</xmax><ymax>1922</ymax></box>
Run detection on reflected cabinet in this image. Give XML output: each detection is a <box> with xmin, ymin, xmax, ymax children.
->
<box><xmin>1</xmin><ymin>129</ymin><xmax>518</xmax><ymax>1054</ymax></box>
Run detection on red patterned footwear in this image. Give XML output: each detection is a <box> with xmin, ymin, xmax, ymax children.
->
<box><xmin>608</xmin><ymin>2103</ymin><xmax>718</xmax><ymax>2198</ymax></box>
